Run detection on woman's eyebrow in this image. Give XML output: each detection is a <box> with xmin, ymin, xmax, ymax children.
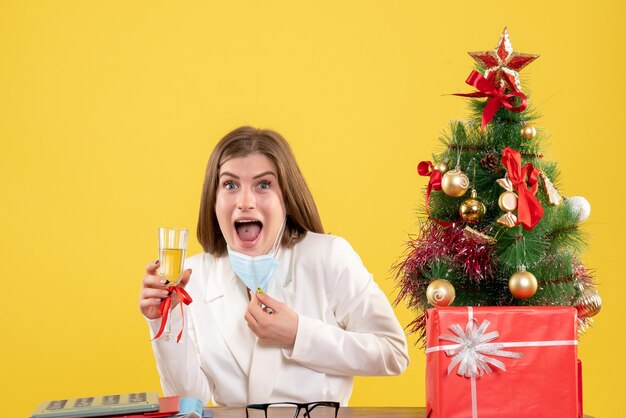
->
<box><xmin>219</xmin><ymin>171</ymin><xmax>276</xmax><ymax>179</ymax></box>
<box><xmin>219</xmin><ymin>172</ymin><xmax>239</xmax><ymax>179</ymax></box>
<box><xmin>253</xmin><ymin>171</ymin><xmax>277</xmax><ymax>179</ymax></box>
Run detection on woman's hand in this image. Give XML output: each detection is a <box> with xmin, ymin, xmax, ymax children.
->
<box><xmin>245</xmin><ymin>292</ymin><xmax>298</xmax><ymax>348</ymax></box>
<box><xmin>139</xmin><ymin>260</ymin><xmax>192</xmax><ymax>320</ymax></box>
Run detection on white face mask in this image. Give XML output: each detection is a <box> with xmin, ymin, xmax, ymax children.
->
<box><xmin>227</xmin><ymin>219</ymin><xmax>286</xmax><ymax>293</ymax></box>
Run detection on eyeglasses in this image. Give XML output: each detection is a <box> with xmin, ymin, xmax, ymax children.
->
<box><xmin>246</xmin><ymin>401</ymin><xmax>340</xmax><ymax>418</ymax></box>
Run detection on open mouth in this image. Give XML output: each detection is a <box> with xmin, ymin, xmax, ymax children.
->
<box><xmin>235</xmin><ymin>219</ymin><xmax>263</xmax><ymax>242</ymax></box>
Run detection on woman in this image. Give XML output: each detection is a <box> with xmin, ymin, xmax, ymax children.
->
<box><xmin>139</xmin><ymin>126</ymin><xmax>409</xmax><ymax>406</ymax></box>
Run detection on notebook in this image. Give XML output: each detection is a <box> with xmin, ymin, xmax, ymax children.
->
<box><xmin>30</xmin><ymin>392</ymin><xmax>160</xmax><ymax>418</ymax></box>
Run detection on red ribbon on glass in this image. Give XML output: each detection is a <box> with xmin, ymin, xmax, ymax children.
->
<box><xmin>153</xmin><ymin>285</ymin><xmax>193</xmax><ymax>343</ymax></box>
<box><xmin>418</xmin><ymin>161</ymin><xmax>453</xmax><ymax>227</ymax></box>
<box><xmin>454</xmin><ymin>70</ymin><xmax>528</xmax><ymax>131</ymax></box>
<box><xmin>502</xmin><ymin>147</ymin><xmax>544</xmax><ymax>230</ymax></box>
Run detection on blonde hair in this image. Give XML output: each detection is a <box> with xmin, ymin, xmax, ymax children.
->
<box><xmin>197</xmin><ymin>126</ymin><xmax>324</xmax><ymax>256</ymax></box>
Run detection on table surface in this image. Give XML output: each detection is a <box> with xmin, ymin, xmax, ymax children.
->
<box><xmin>206</xmin><ymin>407</ymin><xmax>594</xmax><ymax>417</ymax></box>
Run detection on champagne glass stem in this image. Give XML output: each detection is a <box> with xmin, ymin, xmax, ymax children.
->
<box><xmin>165</xmin><ymin>305</ymin><xmax>172</xmax><ymax>340</ymax></box>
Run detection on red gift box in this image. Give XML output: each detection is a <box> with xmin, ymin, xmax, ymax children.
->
<box><xmin>425</xmin><ymin>306</ymin><xmax>582</xmax><ymax>418</ymax></box>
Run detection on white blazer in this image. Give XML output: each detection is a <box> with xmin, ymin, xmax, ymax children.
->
<box><xmin>147</xmin><ymin>232</ymin><xmax>409</xmax><ymax>406</ymax></box>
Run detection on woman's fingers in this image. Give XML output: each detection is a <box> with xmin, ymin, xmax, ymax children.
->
<box><xmin>140</xmin><ymin>285</ymin><xmax>167</xmax><ymax>319</ymax></box>
<box><xmin>244</xmin><ymin>292</ymin><xmax>298</xmax><ymax>348</ymax></box>
<box><xmin>139</xmin><ymin>297</ymin><xmax>163</xmax><ymax>309</ymax></box>
<box><xmin>143</xmin><ymin>261</ymin><xmax>167</xmax><ymax>288</ymax></box>
<box><xmin>140</xmin><ymin>262</ymin><xmax>191</xmax><ymax>319</ymax></box>
<box><xmin>142</xmin><ymin>287</ymin><xmax>170</xmax><ymax>300</ymax></box>
<box><xmin>140</xmin><ymin>260</ymin><xmax>168</xmax><ymax>319</ymax></box>
<box><xmin>146</xmin><ymin>260</ymin><xmax>160</xmax><ymax>275</ymax></box>
<box><xmin>256</xmin><ymin>292</ymin><xmax>281</xmax><ymax>313</ymax></box>
<box><xmin>142</xmin><ymin>273</ymin><xmax>167</xmax><ymax>289</ymax></box>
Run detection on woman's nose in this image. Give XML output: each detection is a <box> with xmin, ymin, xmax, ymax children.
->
<box><xmin>237</xmin><ymin>188</ymin><xmax>255</xmax><ymax>209</ymax></box>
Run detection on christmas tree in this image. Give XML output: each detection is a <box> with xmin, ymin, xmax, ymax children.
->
<box><xmin>394</xmin><ymin>28</ymin><xmax>601</xmax><ymax>347</ymax></box>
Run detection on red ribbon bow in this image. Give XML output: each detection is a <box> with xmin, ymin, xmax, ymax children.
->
<box><xmin>454</xmin><ymin>70</ymin><xmax>528</xmax><ymax>131</ymax></box>
<box><xmin>501</xmin><ymin>147</ymin><xmax>544</xmax><ymax>230</ymax></box>
<box><xmin>418</xmin><ymin>161</ymin><xmax>452</xmax><ymax>227</ymax></box>
<box><xmin>418</xmin><ymin>161</ymin><xmax>442</xmax><ymax>192</ymax></box>
<box><xmin>153</xmin><ymin>285</ymin><xmax>193</xmax><ymax>343</ymax></box>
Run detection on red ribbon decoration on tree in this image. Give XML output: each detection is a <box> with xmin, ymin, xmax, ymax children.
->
<box><xmin>153</xmin><ymin>285</ymin><xmax>193</xmax><ymax>343</ymax></box>
<box><xmin>418</xmin><ymin>161</ymin><xmax>453</xmax><ymax>227</ymax></box>
<box><xmin>501</xmin><ymin>147</ymin><xmax>544</xmax><ymax>230</ymax></box>
<box><xmin>454</xmin><ymin>70</ymin><xmax>528</xmax><ymax>131</ymax></box>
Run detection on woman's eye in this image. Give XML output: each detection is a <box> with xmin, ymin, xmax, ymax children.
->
<box><xmin>258</xmin><ymin>180</ymin><xmax>271</xmax><ymax>190</ymax></box>
<box><xmin>224</xmin><ymin>181</ymin><xmax>238</xmax><ymax>190</ymax></box>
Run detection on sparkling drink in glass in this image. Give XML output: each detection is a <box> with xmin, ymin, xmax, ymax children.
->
<box><xmin>158</xmin><ymin>227</ymin><xmax>188</xmax><ymax>285</ymax></box>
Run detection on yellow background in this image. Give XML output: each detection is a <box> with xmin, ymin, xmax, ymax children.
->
<box><xmin>1</xmin><ymin>1</ymin><xmax>624</xmax><ymax>417</ymax></box>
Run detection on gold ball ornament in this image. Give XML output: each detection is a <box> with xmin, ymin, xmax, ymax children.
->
<box><xmin>426</xmin><ymin>279</ymin><xmax>456</xmax><ymax>307</ymax></box>
<box><xmin>441</xmin><ymin>169</ymin><xmax>470</xmax><ymax>197</ymax></box>
<box><xmin>508</xmin><ymin>268</ymin><xmax>538</xmax><ymax>299</ymax></box>
<box><xmin>574</xmin><ymin>288</ymin><xmax>602</xmax><ymax>318</ymax></box>
<box><xmin>433</xmin><ymin>161</ymin><xmax>449</xmax><ymax>174</ymax></box>
<box><xmin>520</xmin><ymin>123</ymin><xmax>537</xmax><ymax>140</ymax></box>
<box><xmin>459</xmin><ymin>190</ymin><xmax>486</xmax><ymax>224</ymax></box>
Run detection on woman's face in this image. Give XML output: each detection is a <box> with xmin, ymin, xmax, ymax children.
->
<box><xmin>215</xmin><ymin>152</ymin><xmax>286</xmax><ymax>257</ymax></box>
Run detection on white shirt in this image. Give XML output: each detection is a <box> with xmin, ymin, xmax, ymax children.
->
<box><xmin>147</xmin><ymin>232</ymin><xmax>409</xmax><ymax>406</ymax></box>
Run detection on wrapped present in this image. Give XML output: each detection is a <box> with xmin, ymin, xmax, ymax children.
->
<box><xmin>425</xmin><ymin>306</ymin><xmax>581</xmax><ymax>418</ymax></box>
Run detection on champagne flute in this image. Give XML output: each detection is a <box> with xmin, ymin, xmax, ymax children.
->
<box><xmin>158</xmin><ymin>227</ymin><xmax>188</xmax><ymax>285</ymax></box>
<box><xmin>158</xmin><ymin>227</ymin><xmax>188</xmax><ymax>341</ymax></box>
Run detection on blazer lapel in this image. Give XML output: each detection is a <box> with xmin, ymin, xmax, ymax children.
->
<box><xmin>205</xmin><ymin>257</ymin><xmax>256</xmax><ymax>377</ymax></box>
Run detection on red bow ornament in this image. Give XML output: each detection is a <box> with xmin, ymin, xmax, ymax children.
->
<box><xmin>501</xmin><ymin>147</ymin><xmax>544</xmax><ymax>230</ymax></box>
<box><xmin>153</xmin><ymin>285</ymin><xmax>193</xmax><ymax>343</ymax></box>
<box><xmin>454</xmin><ymin>70</ymin><xmax>528</xmax><ymax>131</ymax></box>
<box><xmin>418</xmin><ymin>161</ymin><xmax>442</xmax><ymax>192</ymax></box>
<box><xmin>418</xmin><ymin>161</ymin><xmax>453</xmax><ymax>227</ymax></box>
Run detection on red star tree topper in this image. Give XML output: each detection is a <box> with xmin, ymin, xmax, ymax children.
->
<box><xmin>468</xmin><ymin>27</ymin><xmax>539</xmax><ymax>92</ymax></box>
